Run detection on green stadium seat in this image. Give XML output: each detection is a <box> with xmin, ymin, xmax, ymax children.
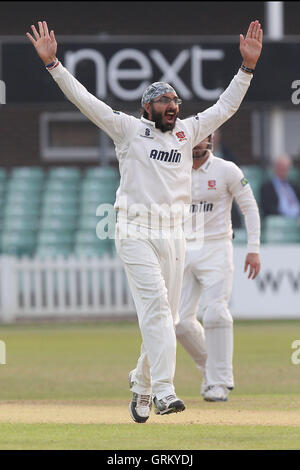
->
<box><xmin>0</xmin><ymin>168</ymin><xmax>7</xmax><ymax>181</ymax></box>
<box><xmin>79</xmin><ymin>201</ymin><xmax>103</xmax><ymax>216</ymax></box>
<box><xmin>81</xmin><ymin>178</ymin><xmax>118</xmax><ymax>192</ymax></box>
<box><xmin>0</xmin><ymin>201</ymin><xmax>6</xmax><ymax>219</ymax></box>
<box><xmin>4</xmin><ymin>203</ymin><xmax>41</xmax><ymax>217</ymax></box>
<box><xmin>0</xmin><ymin>181</ymin><xmax>6</xmax><ymax>194</ymax></box>
<box><xmin>38</xmin><ymin>231</ymin><xmax>74</xmax><ymax>245</ymax></box>
<box><xmin>233</xmin><ymin>228</ymin><xmax>247</xmax><ymax>244</ymax></box>
<box><xmin>80</xmin><ymin>188</ymin><xmax>116</xmax><ymax>205</ymax></box>
<box><xmin>264</xmin><ymin>215</ymin><xmax>300</xmax><ymax>230</ymax></box>
<box><xmin>5</xmin><ymin>191</ymin><xmax>41</xmax><ymax>206</ymax></box>
<box><xmin>2</xmin><ymin>216</ymin><xmax>39</xmax><ymax>231</ymax></box>
<box><xmin>39</xmin><ymin>207</ymin><xmax>78</xmax><ymax>224</ymax></box>
<box><xmin>36</xmin><ymin>244</ymin><xmax>73</xmax><ymax>258</ymax></box>
<box><xmin>42</xmin><ymin>192</ymin><xmax>79</xmax><ymax>206</ymax></box>
<box><xmin>7</xmin><ymin>179</ymin><xmax>43</xmax><ymax>192</ymax></box>
<box><xmin>263</xmin><ymin>215</ymin><xmax>300</xmax><ymax>243</ymax></box>
<box><xmin>239</xmin><ymin>165</ymin><xmax>265</xmax><ymax>204</ymax></box>
<box><xmin>287</xmin><ymin>167</ymin><xmax>300</xmax><ymax>184</ymax></box>
<box><xmin>36</xmin><ymin>230</ymin><xmax>74</xmax><ymax>258</ymax></box>
<box><xmin>74</xmin><ymin>230</ymin><xmax>111</xmax><ymax>257</ymax></box>
<box><xmin>44</xmin><ymin>179</ymin><xmax>80</xmax><ymax>194</ymax></box>
<box><xmin>79</xmin><ymin>202</ymin><xmax>116</xmax><ymax>223</ymax></box>
<box><xmin>84</xmin><ymin>166</ymin><xmax>119</xmax><ymax>180</ymax></box>
<box><xmin>40</xmin><ymin>217</ymin><xmax>77</xmax><ymax>232</ymax></box>
<box><xmin>0</xmin><ymin>230</ymin><xmax>37</xmax><ymax>256</ymax></box>
<box><xmin>240</xmin><ymin>165</ymin><xmax>265</xmax><ymax>182</ymax></box>
<box><xmin>10</xmin><ymin>167</ymin><xmax>44</xmax><ymax>181</ymax></box>
<box><xmin>75</xmin><ymin>230</ymin><xmax>103</xmax><ymax>244</ymax></box>
<box><xmin>48</xmin><ymin>167</ymin><xmax>82</xmax><ymax>181</ymax></box>
<box><xmin>74</xmin><ymin>242</ymin><xmax>111</xmax><ymax>257</ymax></box>
<box><xmin>263</xmin><ymin>231</ymin><xmax>300</xmax><ymax>243</ymax></box>
<box><xmin>78</xmin><ymin>216</ymin><xmax>100</xmax><ymax>231</ymax></box>
<box><xmin>41</xmin><ymin>204</ymin><xmax>78</xmax><ymax>219</ymax></box>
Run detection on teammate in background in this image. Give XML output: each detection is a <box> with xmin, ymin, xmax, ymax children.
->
<box><xmin>176</xmin><ymin>135</ymin><xmax>261</xmax><ymax>402</ymax></box>
<box><xmin>26</xmin><ymin>20</ymin><xmax>263</xmax><ymax>422</ymax></box>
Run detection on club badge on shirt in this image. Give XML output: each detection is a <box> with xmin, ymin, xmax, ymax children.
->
<box><xmin>176</xmin><ymin>131</ymin><xmax>187</xmax><ymax>142</ymax></box>
<box><xmin>208</xmin><ymin>180</ymin><xmax>216</xmax><ymax>190</ymax></box>
<box><xmin>241</xmin><ymin>177</ymin><xmax>248</xmax><ymax>187</ymax></box>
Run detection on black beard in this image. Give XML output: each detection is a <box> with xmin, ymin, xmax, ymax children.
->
<box><xmin>151</xmin><ymin>107</ymin><xmax>177</xmax><ymax>133</ymax></box>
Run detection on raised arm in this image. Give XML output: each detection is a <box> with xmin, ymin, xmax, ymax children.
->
<box><xmin>26</xmin><ymin>21</ymin><xmax>135</xmax><ymax>145</ymax></box>
<box><xmin>184</xmin><ymin>20</ymin><xmax>263</xmax><ymax>146</ymax></box>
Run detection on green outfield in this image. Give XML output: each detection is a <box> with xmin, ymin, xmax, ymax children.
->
<box><xmin>0</xmin><ymin>320</ymin><xmax>300</xmax><ymax>449</ymax></box>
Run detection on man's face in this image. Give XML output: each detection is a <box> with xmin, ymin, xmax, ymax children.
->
<box><xmin>274</xmin><ymin>158</ymin><xmax>290</xmax><ymax>180</ymax></box>
<box><xmin>193</xmin><ymin>137</ymin><xmax>211</xmax><ymax>160</ymax></box>
<box><xmin>145</xmin><ymin>92</ymin><xmax>180</xmax><ymax>132</ymax></box>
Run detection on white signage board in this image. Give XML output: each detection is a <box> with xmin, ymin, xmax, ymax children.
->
<box><xmin>231</xmin><ymin>245</ymin><xmax>300</xmax><ymax>319</ymax></box>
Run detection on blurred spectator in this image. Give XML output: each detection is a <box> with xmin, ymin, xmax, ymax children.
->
<box><xmin>213</xmin><ymin>128</ymin><xmax>238</xmax><ymax>164</ymax></box>
<box><xmin>260</xmin><ymin>154</ymin><xmax>300</xmax><ymax>218</ymax></box>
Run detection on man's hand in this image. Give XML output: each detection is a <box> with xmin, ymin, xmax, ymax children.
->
<box><xmin>244</xmin><ymin>253</ymin><xmax>261</xmax><ymax>280</ymax></box>
<box><xmin>240</xmin><ymin>20</ymin><xmax>263</xmax><ymax>70</ymax></box>
<box><xmin>26</xmin><ymin>21</ymin><xmax>57</xmax><ymax>66</ymax></box>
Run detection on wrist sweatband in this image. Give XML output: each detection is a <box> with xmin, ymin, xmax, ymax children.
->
<box><xmin>45</xmin><ymin>59</ymin><xmax>59</xmax><ymax>71</ymax></box>
<box><xmin>240</xmin><ymin>64</ymin><xmax>255</xmax><ymax>74</ymax></box>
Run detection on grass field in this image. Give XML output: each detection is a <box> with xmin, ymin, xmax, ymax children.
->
<box><xmin>0</xmin><ymin>320</ymin><xmax>300</xmax><ymax>450</ymax></box>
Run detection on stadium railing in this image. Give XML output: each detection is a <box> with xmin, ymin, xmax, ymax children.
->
<box><xmin>0</xmin><ymin>254</ymin><xmax>134</xmax><ymax>322</ymax></box>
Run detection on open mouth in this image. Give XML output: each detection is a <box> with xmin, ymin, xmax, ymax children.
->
<box><xmin>165</xmin><ymin>111</ymin><xmax>176</xmax><ymax>125</ymax></box>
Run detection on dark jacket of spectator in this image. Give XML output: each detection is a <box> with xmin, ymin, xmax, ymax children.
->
<box><xmin>260</xmin><ymin>155</ymin><xmax>300</xmax><ymax>218</ymax></box>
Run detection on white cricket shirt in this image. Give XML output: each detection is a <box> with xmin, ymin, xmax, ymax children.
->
<box><xmin>49</xmin><ymin>63</ymin><xmax>252</xmax><ymax>227</ymax></box>
<box><xmin>185</xmin><ymin>152</ymin><xmax>260</xmax><ymax>253</ymax></box>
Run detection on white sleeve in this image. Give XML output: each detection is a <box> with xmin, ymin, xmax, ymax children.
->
<box><xmin>48</xmin><ymin>62</ymin><xmax>136</xmax><ymax>145</ymax></box>
<box><xmin>183</xmin><ymin>69</ymin><xmax>252</xmax><ymax>147</ymax></box>
<box><xmin>227</xmin><ymin>163</ymin><xmax>261</xmax><ymax>254</ymax></box>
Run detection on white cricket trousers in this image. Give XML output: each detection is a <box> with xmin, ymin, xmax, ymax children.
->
<box><xmin>176</xmin><ymin>238</ymin><xmax>234</xmax><ymax>389</ymax></box>
<box><xmin>115</xmin><ymin>222</ymin><xmax>186</xmax><ymax>400</ymax></box>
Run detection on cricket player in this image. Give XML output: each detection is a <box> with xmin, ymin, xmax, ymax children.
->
<box><xmin>26</xmin><ymin>20</ymin><xmax>263</xmax><ymax>422</ymax></box>
<box><xmin>176</xmin><ymin>135</ymin><xmax>261</xmax><ymax>402</ymax></box>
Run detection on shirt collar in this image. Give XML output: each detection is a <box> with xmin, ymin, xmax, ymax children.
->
<box><xmin>141</xmin><ymin>116</ymin><xmax>156</xmax><ymax>128</ymax></box>
<box><xmin>193</xmin><ymin>151</ymin><xmax>214</xmax><ymax>173</ymax></box>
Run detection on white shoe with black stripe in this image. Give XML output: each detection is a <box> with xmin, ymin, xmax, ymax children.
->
<box><xmin>203</xmin><ymin>385</ymin><xmax>229</xmax><ymax>402</ymax></box>
<box><xmin>153</xmin><ymin>394</ymin><xmax>185</xmax><ymax>415</ymax></box>
<box><xmin>128</xmin><ymin>371</ymin><xmax>152</xmax><ymax>423</ymax></box>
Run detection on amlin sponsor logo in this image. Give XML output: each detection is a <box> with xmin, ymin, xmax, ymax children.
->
<box><xmin>150</xmin><ymin>149</ymin><xmax>181</xmax><ymax>163</ymax></box>
<box><xmin>0</xmin><ymin>80</ymin><xmax>6</xmax><ymax>104</ymax></box>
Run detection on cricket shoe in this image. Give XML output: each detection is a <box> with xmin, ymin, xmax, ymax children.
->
<box><xmin>128</xmin><ymin>371</ymin><xmax>152</xmax><ymax>423</ymax></box>
<box><xmin>200</xmin><ymin>373</ymin><xmax>208</xmax><ymax>397</ymax></box>
<box><xmin>203</xmin><ymin>385</ymin><xmax>229</xmax><ymax>402</ymax></box>
<box><xmin>153</xmin><ymin>394</ymin><xmax>185</xmax><ymax>415</ymax></box>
